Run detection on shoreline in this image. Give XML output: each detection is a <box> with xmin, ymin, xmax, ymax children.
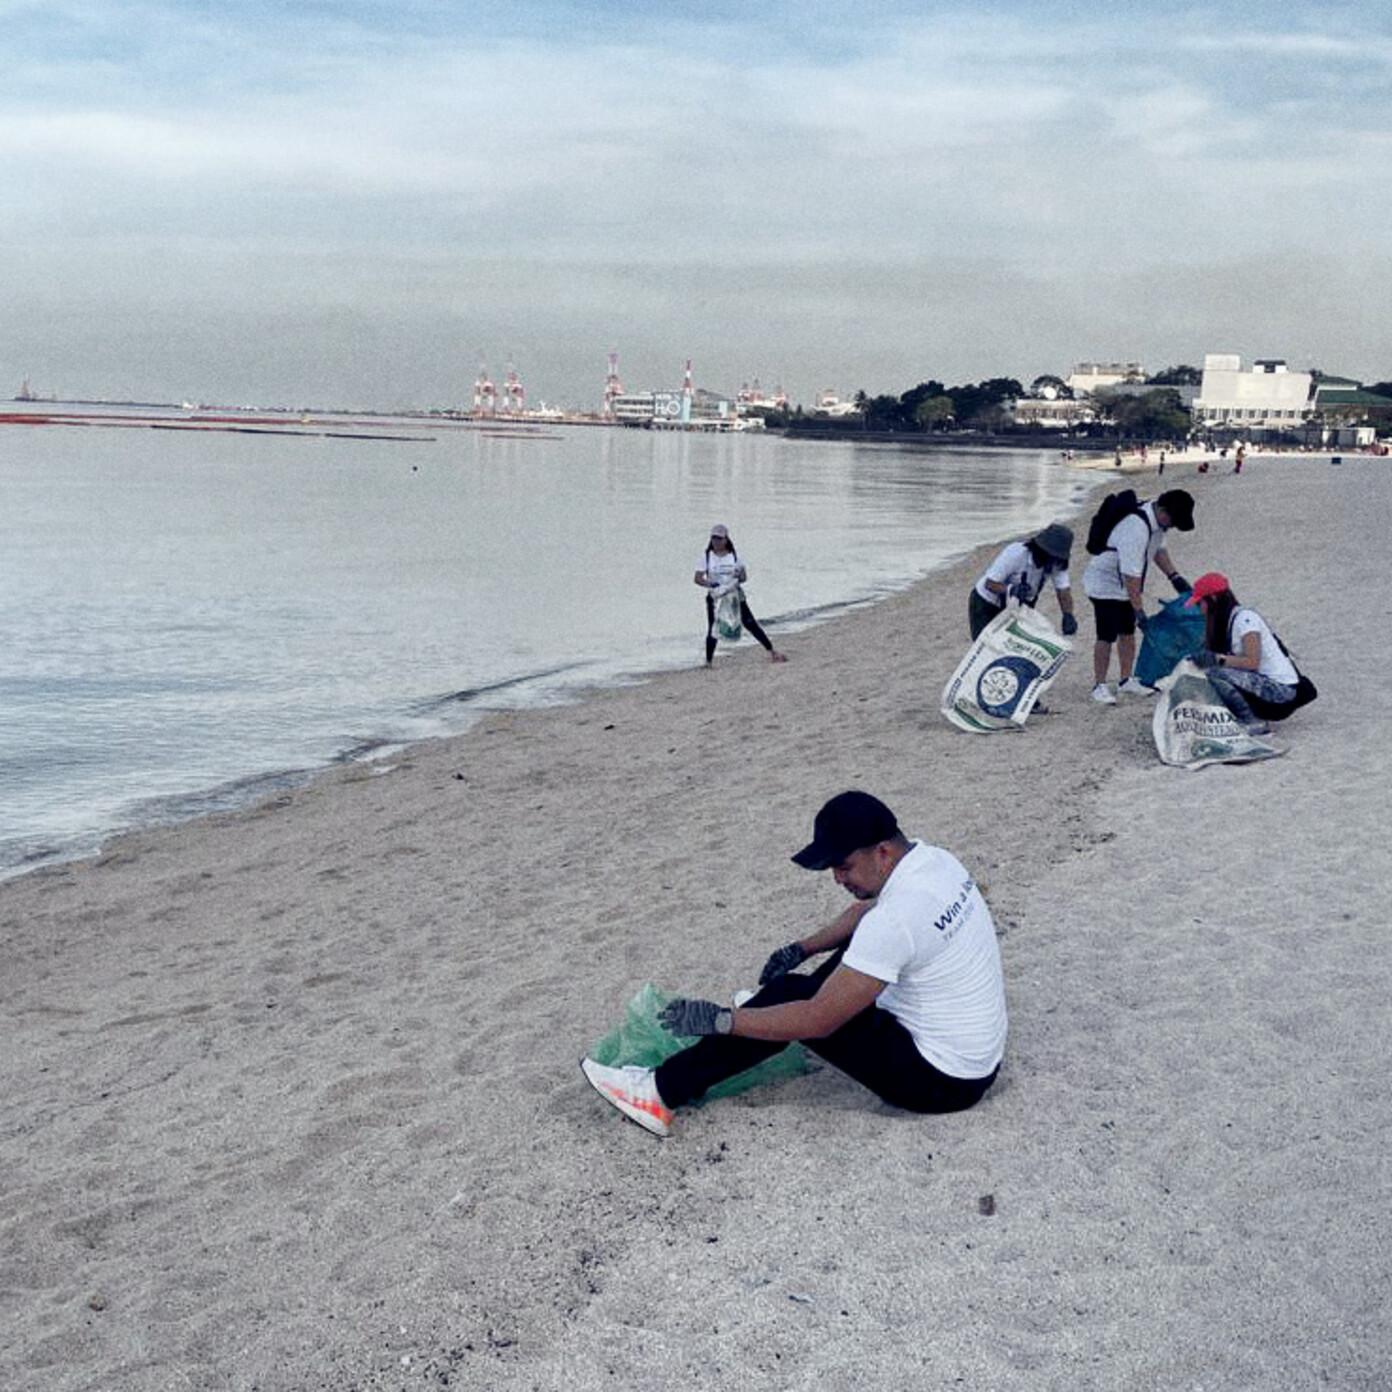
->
<box><xmin>1</xmin><ymin>453</ymin><xmax>1096</xmax><ymax>887</ymax></box>
<box><xmin>3</xmin><ymin>453</ymin><xmax>1386</xmax><ymax>1389</ymax></box>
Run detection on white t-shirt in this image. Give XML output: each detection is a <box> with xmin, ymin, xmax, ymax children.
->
<box><xmin>1229</xmin><ymin>608</ymin><xmax>1299</xmax><ymax>686</ymax></box>
<box><xmin>698</xmin><ymin>549</ymin><xmax>744</xmax><ymax>596</ymax></box>
<box><xmin>974</xmin><ymin>540</ymin><xmax>1071</xmax><ymax>606</ymax></box>
<box><xmin>841</xmin><ymin>841</ymin><xmax>1008</xmax><ymax>1079</ymax></box>
<box><xmin>1082</xmin><ymin>502</ymin><xmax>1166</xmax><ymax>601</ymax></box>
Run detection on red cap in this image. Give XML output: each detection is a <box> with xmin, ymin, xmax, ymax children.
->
<box><xmin>1184</xmin><ymin>571</ymin><xmax>1230</xmax><ymax>607</ymax></box>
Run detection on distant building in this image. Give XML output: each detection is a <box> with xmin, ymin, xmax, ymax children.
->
<box><xmin>1010</xmin><ymin>398</ymin><xmax>1097</xmax><ymax>429</ymax></box>
<box><xmin>610</xmin><ymin>387</ymin><xmax>738</xmax><ymax>429</ymax></box>
<box><xmin>736</xmin><ymin>380</ymin><xmax>788</xmax><ymax>416</ymax></box>
<box><xmin>1066</xmin><ymin>362</ymin><xmax>1145</xmax><ymax>397</ymax></box>
<box><xmin>812</xmin><ymin>389</ymin><xmax>860</xmax><ymax>418</ymax></box>
<box><xmin>1192</xmin><ymin>354</ymin><xmax>1313</xmax><ymax>429</ymax></box>
<box><xmin>610</xmin><ymin>391</ymin><xmax>658</xmax><ymax>424</ymax></box>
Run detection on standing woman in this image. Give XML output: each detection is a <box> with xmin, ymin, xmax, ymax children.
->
<box><xmin>1185</xmin><ymin>571</ymin><xmax>1298</xmax><ymax>734</ymax></box>
<box><xmin>695</xmin><ymin>524</ymin><xmax>787</xmax><ymax>666</ymax></box>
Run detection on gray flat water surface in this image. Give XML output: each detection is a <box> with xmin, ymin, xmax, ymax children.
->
<box><xmin>0</xmin><ymin>414</ymin><xmax>1092</xmax><ymax>875</ymax></box>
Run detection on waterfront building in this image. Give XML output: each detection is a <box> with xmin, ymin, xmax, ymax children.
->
<box><xmin>812</xmin><ymin>389</ymin><xmax>860</xmax><ymax>418</ymax></box>
<box><xmin>1192</xmin><ymin>354</ymin><xmax>1313</xmax><ymax>429</ymax></box>
<box><xmin>1066</xmin><ymin>362</ymin><xmax>1145</xmax><ymax>397</ymax></box>
<box><xmin>1010</xmin><ymin>397</ymin><xmax>1097</xmax><ymax>428</ymax></box>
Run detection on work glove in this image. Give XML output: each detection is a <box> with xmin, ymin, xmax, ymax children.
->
<box><xmin>657</xmin><ymin>998</ymin><xmax>732</xmax><ymax>1037</ymax></box>
<box><xmin>1135</xmin><ymin>610</ymin><xmax>1150</xmax><ymax>631</ymax></box>
<box><xmin>758</xmin><ymin>941</ymin><xmax>808</xmax><ymax>985</ymax></box>
<box><xmin>1060</xmin><ymin>612</ymin><xmax>1078</xmax><ymax>637</ymax></box>
<box><xmin>1190</xmin><ymin>650</ymin><xmax>1218</xmax><ymax>669</ymax></box>
<box><xmin>1170</xmin><ymin>573</ymin><xmax>1191</xmax><ymax>594</ymax></box>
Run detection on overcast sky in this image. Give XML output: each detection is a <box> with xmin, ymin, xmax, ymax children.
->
<box><xmin>3</xmin><ymin>1</ymin><xmax>1389</xmax><ymax>410</ymax></box>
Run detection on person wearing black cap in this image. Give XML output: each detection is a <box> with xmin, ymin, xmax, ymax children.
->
<box><xmin>969</xmin><ymin>522</ymin><xmax>1078</xmax><ymax>640</ymax></box>
<box><xmin>1081</xmin><ymin>489</ymin><xmax>1195</xmax><ymax>705</ymax></box>
<box><xmin>580</xmin><ymin>791</ymin><xmax>1007</xmax><ymax>1138</ymax></box>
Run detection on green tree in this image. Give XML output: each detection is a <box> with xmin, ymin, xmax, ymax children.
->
<box><xmin>914</xmin><ymin>395</ymin><xmax>954</xmax><ymax>431</ymax></box>
<box><xmin>1110</xmin><ymin>388</ymin><xmax>1191</xmax><ymax>439</ymax></box>
<box><xmin>1147</xmin><ymin>364</ymin><xmax>1202</xmax><ymax>386</ymax></box>
<box><xmin>1029</xmin><ymin>374</ymin><xmax>1071</xmax><ymax>398</ymax></box>
<box><xmin>947</xmin><ymin>378</ymin><xmax>1023</xmax><ymax>427</ymax></box>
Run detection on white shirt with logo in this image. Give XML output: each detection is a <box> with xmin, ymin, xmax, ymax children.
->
<box><xmin>974</xmin><ymin>539</ymin><xmax>1071</xmax><ymax>607</ymax></box>
<box><xmin>698</xmin><ymin>550</ymin><xmax>744</xmax><ymax>597</ymax></box>
<box><xmin>1230</xmin><ymin>608</ymin><xmax>1299</xmax><ymax>686</ymax></box>
<box><xmin>1082</xmin><ymin>502</ymin><xmax>1165</xmax><ymax>601</ymax></box>
<box><xmin>842</xmin><ymin>841</ymin><xmax>1007</xmax><ymax>1079</ymax></box>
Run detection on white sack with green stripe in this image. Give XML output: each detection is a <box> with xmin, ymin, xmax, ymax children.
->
<box><xmin>941</xmin><ymin>605</ymin><xmax>1072</xmax><ymax>733</ymax></box>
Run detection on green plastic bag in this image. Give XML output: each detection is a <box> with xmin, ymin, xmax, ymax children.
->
<box><xmin>589</xmin><ymin>983</ymin><xmax>813</xmax><ymax>1102</ymax></box>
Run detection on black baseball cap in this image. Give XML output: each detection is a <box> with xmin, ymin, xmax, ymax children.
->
<box><xmin>791</xmin><ymin>791</ymin><xmax>900</xmax><ymax>871</ymax></box>
<box><xmin>1156</xmin><ymin>489</ymin><xmax>1195</xmax><ymax>531</ymax></box>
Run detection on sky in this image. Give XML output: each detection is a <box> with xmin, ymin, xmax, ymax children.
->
<box><xmin>2</xmin><ymin>0</ymin><xmax>1390</xmax><ymax>411</ymax></box>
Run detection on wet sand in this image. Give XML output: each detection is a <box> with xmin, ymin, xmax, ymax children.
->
<box><xmin>2</xmin><ymin>452</ymin><xmax>1387</xmax><ymax>1390</ymax></box>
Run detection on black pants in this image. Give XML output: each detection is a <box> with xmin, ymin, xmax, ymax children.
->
<box><xmin>705</xmin><ymin>594</ymin><xmax>773</xmax><ymax>663</ymax></box>
<box><xmin>654</xmin><ymin>950</ymin><xmax>999</xmax><ymax>1115</ymax></box>
<box><xmin>968</xmin><ymin>589</ymin><xmax>1005</xmax><ymax>640</ymax></box>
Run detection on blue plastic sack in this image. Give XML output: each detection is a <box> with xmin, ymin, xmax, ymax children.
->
<box><xmin>1135</xmin><ymin>593</ymin><xmax>1206</xmax><ymax>688</ymax></box>
<box><xmin>589</xmin><ymin>983</ymin><xmax>813</xmax><ymax>1101</ymax></box>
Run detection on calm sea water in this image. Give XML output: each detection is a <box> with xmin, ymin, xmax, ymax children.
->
<box><xmin>0</xmin><ymin>410</ymin><xmax>1092</xmax><ymax>877</ymax></box>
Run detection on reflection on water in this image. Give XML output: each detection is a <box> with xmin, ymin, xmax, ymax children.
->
<box><xmin>0</xmin><ymin>420</ymin><xmax>1090</xmax><ymax>875</ymax></box>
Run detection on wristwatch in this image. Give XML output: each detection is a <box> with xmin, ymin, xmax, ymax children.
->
<box><xmin>715</xmin><ymin>1008</ymin><xmax>734</xmax><ymax>1035</ymax></box>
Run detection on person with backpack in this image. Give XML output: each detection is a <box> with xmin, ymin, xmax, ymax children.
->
<box><xmin>695</xmin><ymin>524</ymin><xmax>787</xmax><ymax>666</ymax></box>
<box><xmin>968</xmin><ymin>523</ymin><xmax>1078</xmax><ymax>640</ymax></box>
<box><xmin>1184</xmin><ymin>572</ymin><xmax>1303</xmax><ymax>734</ymax></box>
<box><xmin>1081</xmin><ymin>488</ymin><xmax>1195</xmax><ymax>704</ymax></box>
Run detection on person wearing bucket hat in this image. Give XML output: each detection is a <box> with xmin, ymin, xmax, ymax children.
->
<box><xmin>1182</xmin><ymin>571</ymin><xmax>1303</xmax><ymax>734</ymax></box>
<box><xmin>580</xmin><ymin>791</ymin><xmax>1007</xmax><ymax>1137</ymax></box>
<box><xmin>1082</xmin><ymin>488</ymin><xmax>1195</xmax><ymax>704</ymax></box>
<box><xmin>694</xmin><ymin>523</ymin><xmax>787</xmax><ymax>666</ymax></box>
<box><xmin>969</xmin><ymin>522</ymin><xmax>1077</xmax><ymax>640</ymax></box>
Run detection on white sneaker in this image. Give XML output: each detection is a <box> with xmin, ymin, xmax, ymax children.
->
<box><xmin>580</xmin><ymin>1058</ymin><xmax>673</xmax><ymax>1137</ymax></box>
<box><xmin>732</xmin><ymin>988</ymin><xmax>757</xmax><ymax>1007</ymax></box>
<box><xmin>1118</xmin><ymin>677</ymin><xmax>1154</xmax><ymax>697</ymax></box>
<box><xmin>1091</xmin><ymin>683</ymin><xmax>1117</xmax><ymax>705</ymax></box>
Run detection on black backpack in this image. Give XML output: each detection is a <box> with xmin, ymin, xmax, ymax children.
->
<box><xmin>1085</xmin><ymin>489</ymin><xmax>1143</xmax><ymax>555</ymax></box>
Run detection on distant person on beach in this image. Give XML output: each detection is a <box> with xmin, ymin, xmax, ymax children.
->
<box><xmin>1082</xmin><ymin>489</ymin><xmax>1194</xmax><ymax>704</ymax></box>
<box><xmin>581</xmin><ymin>791</ymin><xmax>1007</xmax><ymax>1138</ymax></box>
<box><xmin>695</xmin><ymin>524</ymin><xmax>787</xmax><ymax>666</ymax></box>
<box><xmin>969</xmin><ymin>523</ymin><xmax>1078</xmax><ymax>639</ymax></box>
<box><xmin>1233</xmin><ymin>443</ymin><xmax>1247</xmax><ymax>475</ymax></box>
<box><xmin>1185</xmin><ymin>572</ymin><xmax>1300</xmax><ymax>735</ymax></box>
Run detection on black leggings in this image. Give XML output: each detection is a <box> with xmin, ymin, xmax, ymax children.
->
<box><xmin>705</xmin><ymin>594</ymin><xmax>774</xmax><ymax>663</ymax></box>
<box><xmin>654</xmin><ymin>950</ymin><xmax>999</xmax><ymax>1115</ymax></box>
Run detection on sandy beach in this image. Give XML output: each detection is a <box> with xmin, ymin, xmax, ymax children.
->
<box><xmin>3</xmin><ymin>452</ymin><xmax>1388</xmax><ymax>1391</ymax></box>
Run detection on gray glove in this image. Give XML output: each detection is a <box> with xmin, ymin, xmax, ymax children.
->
<box><xmin>1061</xmin><ymin>612</ymin><xmax>1078</xmax><ymax>637</ymax></box>
<box><xmin>758</xmin><ymin>941</ymin><xmax>808</xmax><ymax>985</ymax></box>
<box><xmin>1135</xmin><ymin>609</ymin><xmax>1150</xmax><ymax>631</ymax></box>
<box><xmin>1191</xmin><ymin>649</ymin><xmax>1218</xmax><ymax>669</ymax></box>
<box><xmin>658</xmin><ymin>998</ymin><xmax>731</xmax><ymax>1037</ymax></box>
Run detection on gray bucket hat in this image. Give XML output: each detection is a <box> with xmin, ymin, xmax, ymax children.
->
<box><xmin>1032</xmin><ymin>522</ymin><xmax>1074</xmax><ymax>562</ymax></box>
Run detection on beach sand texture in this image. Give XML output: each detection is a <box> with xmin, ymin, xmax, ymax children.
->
<box><xmin>2</xmin><ymin>455</ymin><xmax>1388</xmax><ymax>1390</ymax></box>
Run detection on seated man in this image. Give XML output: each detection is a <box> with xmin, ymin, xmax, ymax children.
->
<box><xmin>581</xmin><ymin>791</ymin><xmax>1008</xmax><ymax>1138</ymax></box>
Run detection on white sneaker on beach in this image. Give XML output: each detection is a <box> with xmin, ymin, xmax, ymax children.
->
<box><xmin>1091</xmin><ymin>683</ymin><xmax>1117</xmax><ymax>705</ymax></box>
<box><xmin>1118</xmin><ymin>677</ymin><xmax>1154</xmax><ymax>697</ymax></box>
<box><xmin>580</xmin><ymin>1058</ymin><xmax>673</xmax><ymax>1137</ymax></box>
<box><xmin>732</xmin><ymin>988</ymin><xmax>757</xmax><ymax>1007</ymax></box>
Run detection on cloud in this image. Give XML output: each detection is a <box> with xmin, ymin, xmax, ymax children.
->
<box><xmin>3</xmin><ymin>3</ymin><xmax>1392</xmax><ymax>403</ymax></box>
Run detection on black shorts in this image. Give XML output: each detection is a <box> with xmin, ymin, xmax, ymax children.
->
<box><xmin>1090</xmin><ymin>597</ymin><xmax>1137</xmax><ymax>643</ymax></box>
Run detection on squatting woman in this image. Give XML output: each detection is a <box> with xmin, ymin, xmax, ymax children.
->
<box><xmin>1185</xmin><ymin>571</ymin><xmax>1299</xmax><ymax>734</ymax></box>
